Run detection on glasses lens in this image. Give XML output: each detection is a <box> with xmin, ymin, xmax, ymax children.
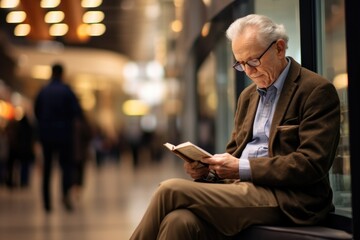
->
<box><xmin>233</xmin><ymin>62</ymin><xmax>245</xmax><ymax>71</ymax></box>
<box><xmin>247</xmin><ymin>59</ymin><xmax>261</xmax><ymax>67</ymax></box>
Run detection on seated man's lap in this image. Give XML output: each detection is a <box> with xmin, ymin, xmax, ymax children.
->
<box><xmin>158</xmin><ymin>178</ymin><xmax>286</xmax><ymax>236</ymax></box>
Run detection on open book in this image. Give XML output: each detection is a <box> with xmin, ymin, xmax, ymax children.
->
<box><xmin>164</xmin><ymin>141</ymin><xmax>223</xmax><ymax>183</ymax></box>
<box><xmin>163</xmin><ymin>141</ymin><xmax>212</xmax><ymax>163</ymax></box>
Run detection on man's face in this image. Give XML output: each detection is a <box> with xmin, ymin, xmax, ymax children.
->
<box><xmin>231</xmin><ymin>30</ymin><xmax>285</xmax><ymax>88</ymax></box>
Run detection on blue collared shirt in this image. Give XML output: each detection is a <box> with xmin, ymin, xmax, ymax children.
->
<box><xmin>239</xmin><ymin>58</ymin><xmax>291</xmax><ymax>181</ymax></box>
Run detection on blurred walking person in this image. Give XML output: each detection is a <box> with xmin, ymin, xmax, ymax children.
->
<box><xmin>5</xmin><ymin>114</ymin><xmax>35</xmax><ymax>188</ymax></box>
<box><xmin>34</xmin><ymin>63</ymin><xmax>82</xmax><ymax>212</ymax></box>
<box><xmin>73</xmin><ymin>110</ymin><xmax>92</xmax><ymax>196</ymax></box>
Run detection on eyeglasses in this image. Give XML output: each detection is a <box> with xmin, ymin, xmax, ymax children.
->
<box><xmin>233</xmin><ymin>40</ymin><xmax>277</xmax><ymax>72</ymax></box>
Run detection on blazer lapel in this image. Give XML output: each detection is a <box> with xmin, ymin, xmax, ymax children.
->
<box><xmin>241</xmin><ymin>90</ymin><xmax>260</xmax><ymax>147</ymax></box>
<box><xmin>268</xmin><ymin>58</ymin><xmax>300</xmax><ymax>155</ymax></box>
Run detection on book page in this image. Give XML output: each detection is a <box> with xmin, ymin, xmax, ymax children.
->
<box><xmin>175</xmin><ymin>144</ymin><xmax>212</xmax><ymax>161</ymax></box>
<box><xmin>164</xmin><ymin>141</ymin><xmax>212</xmax><ymax>162</ymax></box>
<box><xmin>163</xmin><ymin>142</ymin><xmax>175</xmax><ymax>151</ymax></box>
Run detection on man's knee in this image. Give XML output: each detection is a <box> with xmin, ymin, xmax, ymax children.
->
<box><xmin>158</xmin><ymin>178</ymin><xmax>189</xmax><ymax>191</ymax></box>
<box><xmin>159</xmin><ymin>209</ymin><xmax>202</xmax><ymax>238</ymax></box>
<box><xmin>156</xmin><ymin>178</ymin><xmax>189</xmax><ymax>200</ymax></box>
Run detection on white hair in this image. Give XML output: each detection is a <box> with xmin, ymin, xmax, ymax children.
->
<box><xmin>226</xmin><ymin>14</ymin><xmax>289</xmax><ymax>48</ymax></box>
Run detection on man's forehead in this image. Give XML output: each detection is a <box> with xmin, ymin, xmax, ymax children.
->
<box><xmin>232</xmin><ymin>34</ymin><xmax>260</xmax><ymax>57</ymax></box>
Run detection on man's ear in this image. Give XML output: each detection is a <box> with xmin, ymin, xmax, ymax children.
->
<box><xmin>275</xmin><ymin>39</ymin><xmax>286</xmax><ymax>55</ymax></box>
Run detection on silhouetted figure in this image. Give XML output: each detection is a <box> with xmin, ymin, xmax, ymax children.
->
<box><xmin>122</xmin><ymin>118</ymin><xmax>144</xmax><ymax>168</ymax></box>
<box><xmin>0</xmin><ymin>126</ymin><xmax>9</xmax><ymax>185</ymax></box>
<box><xmin>34</xmin><ymin>63</ymin><xmax>82</xmax><ymax>212</ymax></box>
<box><xmin>5</xmin><ymin>115</ymin><xmax>35</xmax><ymax>188</ymax></box>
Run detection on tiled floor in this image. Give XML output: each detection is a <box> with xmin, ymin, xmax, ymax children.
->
<box><xmin>0</xmin><ymin>152</ymin><xmax>188</xmax><ymax>240</ymax></box>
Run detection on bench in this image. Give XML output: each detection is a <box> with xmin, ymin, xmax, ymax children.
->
<box><xmin>234</xmin><ymin>225</ymin><xmax>352</xmax><ymax>240</ymax></box>
<box><xmin>234</xmin><ymin>213</ymin><xmax>353</xmax><ymax>239</ymax></box>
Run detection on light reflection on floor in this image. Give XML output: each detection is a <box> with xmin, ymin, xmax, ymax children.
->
<box><xmin>0</xmin><ymin>153</ymin><xmax>188</xmax><ymax>240</ymax></box>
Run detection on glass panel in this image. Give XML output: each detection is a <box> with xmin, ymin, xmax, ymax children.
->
<box><xmin>320</xmin><ymin>0</ymin><xmax>351</xmax><ymax>216</ymax></box>
<box><xmin>255</xmin><ymin>0</ymin><xmax>301</xmax><ymax>63</ymax></box>
<box><xmin>196</xmin><ymin>38</ymin><xmax>235</xmax><ymax>153</ymax></box>
<box><xmin>197</xmin><ymin>52</ymin><xmax>216</xmax><ymax>153</ymax></box>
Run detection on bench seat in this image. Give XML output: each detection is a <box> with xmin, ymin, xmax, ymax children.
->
<box><xmin>234</xmin><ymin>225</ymin><xmax>352</xmax><ymax>240</ymax></box>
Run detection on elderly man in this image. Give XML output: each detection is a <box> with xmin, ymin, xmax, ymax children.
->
<box><xmin>130</xmin><ymin>14</ymin><xmax>340</xmax><ymax>240</ymax></box>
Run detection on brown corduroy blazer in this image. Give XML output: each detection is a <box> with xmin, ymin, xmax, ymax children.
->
<box><xmin>226</xmin><ymin>57</ymin><xmax>340</xmax><ymax>225</ymax></box>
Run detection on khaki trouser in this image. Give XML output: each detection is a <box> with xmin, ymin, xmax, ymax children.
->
<box><xmin>130</xmin><ymin>178</ymin><xmax>286</xmax><ymax>240</ymax></box>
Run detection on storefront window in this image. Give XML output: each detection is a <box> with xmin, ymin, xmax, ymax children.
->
<box><xmin>320</xmin><ymin>0</ymin><xmax>351</xmax><ymax>216</ymax></box>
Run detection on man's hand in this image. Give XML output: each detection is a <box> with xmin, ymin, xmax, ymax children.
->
<box><xmin>200</xmin><ymin>153</ymin><xmax>240</xmax><ymax>179</ymax></box>
<box><xmin>184</xmin><ymin>161</ymin><xmax>209</xmax><ymax>180</ymax></box>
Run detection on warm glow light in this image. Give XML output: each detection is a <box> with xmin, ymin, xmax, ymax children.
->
<box><xmin>49</xmin><ymin>23</ymin><xmax>69</xmax><ymax>36</ymax></box>
<box><xmin>81</xmin><ymin>0</ymin><xmax>103</xmax><ymax>8</ymax></box>
<box><xmin>173</xmin><ymin>0</ymin><xmax>183</xmax><ymax>8</ymax></box>
<box><xmin>83</xmin><ymin>11</ymin><xmax>105</xmax><ymax>23</ymax></box>
<box><xmin>6</xmin><ymin>11</ymin><xmax>26</xmax><ymax>23</ymax></box>
<box><xmin>80</xmin><ymin>92</ymin><xmax>96</xmax><ymax>111</ymax></box>
<box><xmin>87</xmin><ymin>23</ymin><xmax>106</xmax><ymax>36</ymax></box>
<box><xmin>45</xmin><ymin>11</ymin><xmax>65</xmax><ymax>23</ymax></box>
<box><xmin>31</xmin><ymin>65</ymin><xmax>52</xmax><ymax>79</ymax></box>
<box><xmin>0</xmin><ymin>100</ymin><xmax>15</xmax><ymax>120</ymax></box>
<box><xmin>1</xmin><ymin>0</ymin><xmax>19</xmax><ymax>8</ymax></box>
<box><xmin>171</xmin><ymin>20</ymin><xmax>182</xmax><ymax>32</ymax></box>
<box><xmin>201</xmin><ymin>22</ymin><xmax>211</xmax><ymax>37</ymax></box>
<box><xmin>14</xmin><ymin>24</ymin><xmax>31</xmax><ymax>36</ymax></box>
<box><xmin>122</xmin><ymin>100</ymin><xmax>150</xmax><ymax>116</ymax></box>
<box><xmin>77</xmin><ymin>24</ymin><xmax>90</xmax><ymax>40</ymax></box>
<box><xmin>202</xmin><ymin>0</ymin><xmax>212</xmax><ymax>7</ymax></box>
<box><xmin>40</xmin><ymin>0</ymin><xmax>60</xmax><ymax>8</ymax></box>
<box><xmin>206</xmin><ymin>92</ymin><xmax>217</xmax><ymax>111</ymax></box>
<box><xmin>333</xmin><ymin>73</ymin><xmax>348</xmax><ymax>90</ymax></box>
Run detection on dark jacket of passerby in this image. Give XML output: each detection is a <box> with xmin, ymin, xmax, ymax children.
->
<box><xmin>34</xmin><ymin>76</ymin><xmax>81</xmax><ymax>144</ymax></box>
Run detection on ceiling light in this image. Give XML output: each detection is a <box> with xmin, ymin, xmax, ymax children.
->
<box><xmin>0</xmin><ymin>0</ymin><xmax>19</xmax><ymax>8</ymax></box>
<box><xmin>45</xmin><ymin>11</ymin><xmax>65</xmax><ymax>23</ymax></box>
<box><xmin>87</xmin><ymin>23</ymin><xmax>106</xmax><ymax>36</ymax></box>
<box><xmin>83</xmin><ymin>11</ymin><xmax>105</xmax><ymax>23</ymax></box>
<box><xmin>81</xmin><ymin>0</ymin><xmax>103</xmax><ymax>8</ymax></box>
<box><xmin>40</xmin><ymin>0</ymin><xmax>60</xmax><ymax>8</ymax></box>
<box><xmin>6</xmin><ymin>11</ymin><xmax>26</xmax><ymax>23</ymax></box>
<box><xmin>49</xmin><ymin>23</ymin><xmax>69</xmax><ymax>36</ymax></box>
<box><xmin>14</xmin><ymin>24</ymin><xmax>31</xmax><ymax>36</ymax></box>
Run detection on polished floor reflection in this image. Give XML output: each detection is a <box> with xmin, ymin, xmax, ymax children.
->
<box><xmin>0</xmin><ymin>153</ymin><xmax>188</xmax><ymax>240</ymax></box>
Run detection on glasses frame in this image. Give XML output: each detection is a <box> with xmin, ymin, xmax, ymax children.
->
<box><xmin>233</xmin><ymin>40</ymin><xmax>277</xmax><ymax>72</ymax></box>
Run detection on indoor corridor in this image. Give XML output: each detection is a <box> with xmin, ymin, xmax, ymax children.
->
<box><xmin>0</xmin><ymin>152</ymin><xmax>188</xmax><ymax>240</ymax></box>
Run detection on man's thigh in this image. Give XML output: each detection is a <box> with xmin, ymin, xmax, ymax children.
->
<box><xmin>159</xmin><ymin>178</ymin><xmax>285</xmax><ymax>236</ymax></box>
